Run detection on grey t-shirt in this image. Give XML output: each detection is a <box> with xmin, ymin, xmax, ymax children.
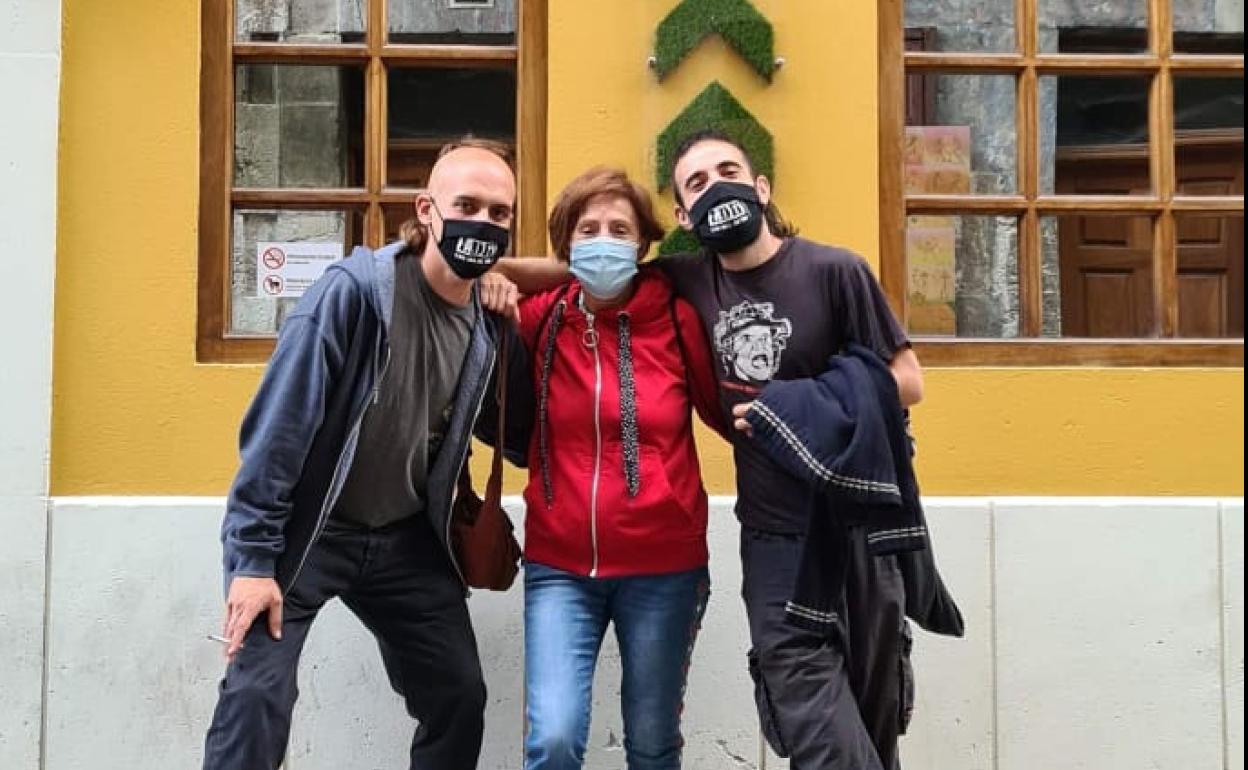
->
<box><xmin>658</xmin><ymin>237</ymin><xmax>909</xmax><ymax>533</ymax></box>
<box><xmin>332</xmin><ymin>253</ymin><xmax>477</xmax><ymax>528</ymax></box>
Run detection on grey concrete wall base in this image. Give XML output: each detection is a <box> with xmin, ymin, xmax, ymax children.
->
<box><xmin>43</xmin><ymin>500</ymin><xmax>226</xmax><ymax>770</ymax></box>
<box><xmin>904</xmin><ymin>501</ymin><xmax>995</xmax><ymax>770</ymax></box>
<box><xmin>20</xmin><ymin>497</ymin><xmax>1246</xmax><ymax>769</ymax></box>
<box><xmin>0</xmin><ymin>496</ymin><xmax>50</xmax><ymax>770</ymax></box>
<box><xmin>994</xmin><ymin>499</ymin><xmax>1225</xmax><ymax>770</ymax></box>
<box><xmin>1222</xmin><ymin>499</ymin><xmax>1244</xmax><ymax>770</ymax></box>
<box><xmin>37</xmin><ymin>499</ymin><xmax>767</xmax><ymax>770</ymax></box>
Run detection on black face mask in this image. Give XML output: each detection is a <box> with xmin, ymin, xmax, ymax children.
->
<box><xmin>687</xmin><ymin>181</ymin><xmax>765</xmax><ymax>254</ymax></box>
<box><xmin>435</xmin><ymin>216</ymin><xmax>510</xmax><ymax>280</ymax></box>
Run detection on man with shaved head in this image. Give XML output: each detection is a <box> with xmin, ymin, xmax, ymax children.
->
<box><xmin>203</xmin><ymin>138</ymin><xmax>529</xmax><ymax>770</ymax></box>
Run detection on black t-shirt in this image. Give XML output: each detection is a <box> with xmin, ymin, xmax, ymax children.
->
<box><xmin>658</xmin><ymin>237</ymin><xmax>909</xmax><ymax>533</ymax></box>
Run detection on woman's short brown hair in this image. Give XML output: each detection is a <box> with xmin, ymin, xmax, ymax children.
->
<box><xmin>547</xmin><ymin>167</ymin><xmax>666</xmax><ymax>262</ymax></box>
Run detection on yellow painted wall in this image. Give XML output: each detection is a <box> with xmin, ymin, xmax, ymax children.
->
<box><xmin>52</xmin><ymin>0</ymin><xmax>1244</xmax><ymax>496</ymax></box>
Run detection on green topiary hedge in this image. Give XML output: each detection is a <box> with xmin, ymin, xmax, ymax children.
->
<box><xmin>656</xmin><ymin>226</ymin><xmax>703</xmax><ymax>256</ymax></box>
<box><xmin>655</xmin><ymin>81</ymin><xmax>773</xmax><ymax>191</ymax></box>
<box><xmin>654</xmin><ymin>0</ymin><xmax>775</xmax><ymax>82</ymax></box>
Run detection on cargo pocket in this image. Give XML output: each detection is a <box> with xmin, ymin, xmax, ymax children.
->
<box><xmin>898</xmin><ymin>621</ymin><xmax>916</xmax><ymax>735</ymax></box>
<box><xmin>747</xmin><ymin>648</ymin><xmax>790</xmax><ymax>757</ymax></box>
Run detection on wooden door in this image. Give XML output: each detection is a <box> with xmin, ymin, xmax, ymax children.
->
<box><xmin>1173</xmin><ymin>143</ymin><xmax>1245</xmax><ymax>337</ymax></box>
<box><xmin>1056</xmin><ymin>134</ymin><xmax>1244</xmax><ymax>337</ymax></box>
<box><xmin>1056</xmin><ymin>150</ymin><xmax>1155</xmax><ymax>337</ymax></box>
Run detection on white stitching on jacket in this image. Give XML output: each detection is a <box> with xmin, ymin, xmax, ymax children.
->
<box><xmin>750</xmin><ymin>401</ymin><xmax>901</xmax><ymax>496</ymax></box>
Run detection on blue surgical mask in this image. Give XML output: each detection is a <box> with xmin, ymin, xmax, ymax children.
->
<box><xmin>569</xmin><ymin>236</ymin><xmax>639</xmax><ymax>300</ymax></box>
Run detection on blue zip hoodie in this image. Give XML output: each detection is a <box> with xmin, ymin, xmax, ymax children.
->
<box><xmin>220</xmin><ymin>241</ymin><xmax>531</xmax><ymax>594</ymax></box>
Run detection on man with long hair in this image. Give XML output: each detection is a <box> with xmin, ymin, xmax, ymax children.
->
<box><xmin>660</xmin><ymin>130</ymin><xmax>922</xmax><ymax>770</ymax></box>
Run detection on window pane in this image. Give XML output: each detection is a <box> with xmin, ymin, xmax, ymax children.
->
<box><xmin>1039</xmin><ymin>1</ymin><xmax>1148</xmax><ymax>54</ymax></box>
<box><xmin>1174</xmin><ymin>6</ymin><xmax>1244</xmax><ymax>53</ymax></box>
<box><xmin>385</xmin><ymin>203</ymin><xmax>416</xmax><ymax>243</ymax></box>
<box><xmin>235</xmin><ymin>0</ymin><xmax>365</xmax><ymax>43</ymax></box>
<box><xmin>1042</xmin><ymin>75</ymin><xmax>1152</xmax><ymax>195</ymax></box>
<box><xmin>389</xmin><ymin>0</ymin><xmax>516</xmax><ymax>45</ymax></box>
<box><xmin>235</xmin><ymin>65</ymin><xmax>365</xmax><ymax>188</ymax></box>
<box><xmin>906</xmin><ymin>215</ymin><xmax>1020</xmax><ymax>337</ymax></box>
<box><xmin>1174</xmin><ymin>77</ymin><xmax>1245</xmax><ymax>196</ymax></box>
<box><xmin>1043</xmin><ymin>214</ymin><xmax>1155</xmax><ymax>337</ymax></box>
<box><xmin>1176</xmin><ymin>214</ymin><xmax>1245</xmax><ymax>338</ymax></box>
<box><xmin>230</xmin><ymin>208</ymin><xmax>363</xmax><ymax>335</ymax></box>
<box><xmin>387</xmin><ymin>67</ymin><xmax>516</xmax><ymax>187</ymax></box>
<box><xmin>905</xmin><ymin>74</ymin><xmax>1017</xmax><ymax>195</ymax></box>
<box><xmin>903</xmin><ymin>1</ymin><xmax>1014</xmax><ymax>52</ymax></box>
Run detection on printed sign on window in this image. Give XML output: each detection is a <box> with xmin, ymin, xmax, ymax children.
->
<box><xmin>902</xmin><ymin>126</ymin><xmax>971</xmax><ymax>335</ymax></box>
<box><xmin>255</xmin><ymin>242</ymin><xmax>343</xmax><ymax>299</ymax></box>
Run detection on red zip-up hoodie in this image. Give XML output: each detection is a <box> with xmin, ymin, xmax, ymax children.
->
<box><xmin>517</xmin><ymin>269</ymin><xmax>727</xmax><ymax>578</ymax></box>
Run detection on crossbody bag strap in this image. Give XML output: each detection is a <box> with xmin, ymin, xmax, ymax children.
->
<box><xmin>486</xmin><ymin>328</ymin><xmax>509</xmax><ymax>499</ymax></box>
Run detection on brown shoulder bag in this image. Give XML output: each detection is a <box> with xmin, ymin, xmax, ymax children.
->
<box><xmin>450</xmin><ymin>334</ymin><xmax>522</xmax><ymax>590</ymax></box>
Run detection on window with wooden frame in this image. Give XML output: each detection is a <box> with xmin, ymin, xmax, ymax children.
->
<box><xmin>879</xmin><ymin>0</ymin><xmax>1244</xmax><ymax>365</ymax></box>
<box><xmin>198</xmin><ymin>0</ymin><xmax>547</xmax><ymax>362</ymax></box>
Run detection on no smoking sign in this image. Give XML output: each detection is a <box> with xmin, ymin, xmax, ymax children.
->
<box><xmin>261</xmin><ymin>246</ymin><xmax>286</xmax><ymax>271</ymax></box>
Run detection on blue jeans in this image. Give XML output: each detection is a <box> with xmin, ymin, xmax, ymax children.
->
<box><xmin>523</xmin><ymin>562</ymin><xmax>711</xmax><ymax>770</ymax></box>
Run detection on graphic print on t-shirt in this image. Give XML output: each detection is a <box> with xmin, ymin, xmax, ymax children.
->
<box><xmin>713</xmin><ymin>300</ymin><xmax>793</xmax><ymax>386</ymax></box>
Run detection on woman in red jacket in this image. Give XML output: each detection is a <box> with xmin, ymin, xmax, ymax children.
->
<box><xmin>510</xmin><ymin>167</ymin><xmax>726</xmax><ymax>770</ymax></box>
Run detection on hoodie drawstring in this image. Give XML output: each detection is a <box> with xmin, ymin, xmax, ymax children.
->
<box><xmin>617</xmin><ymin>314</ymin><xmax>640</xmax><ymax>497</ymax></box>
<box><xmin>538</xmin><ymin>300</ymin><xmax>567</xmax><ymax>505</ymax></box>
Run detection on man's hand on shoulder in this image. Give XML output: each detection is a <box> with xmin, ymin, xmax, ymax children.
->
<box><xmin>223</xmin><ymin>576</ymin><xmax>283</xmax><ymax>662</ymax></box>
<box><xmin>479</xmin><ymin>272</ymin><xmax>521</xmax><ymax>325</ymax></box>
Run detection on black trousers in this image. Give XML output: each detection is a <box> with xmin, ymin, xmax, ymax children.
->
<box><xmin>203</xmin><ymin>519</ymin><xmax>486</xmax><ymax>770</ymax></box>
<box><xmin>741</xmin><ymin>525</ymin><xmax>912</xmax><ymax>770</ymax></box>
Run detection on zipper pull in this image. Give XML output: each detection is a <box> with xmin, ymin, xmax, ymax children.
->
<box><xmin>582</xmin><ymin>310</ymin><xmax>598</xmax><ymax>349</ymax></box>
<box><xmin>373</xmin><ymin>347</ymin><xmax>391</xmax><ymax>404</ymax></box>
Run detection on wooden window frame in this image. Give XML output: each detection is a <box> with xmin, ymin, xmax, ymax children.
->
<box><xmin>878</xmin><ymin>0</ymin><xmax>1245</xmax><ymax>366</ymax></box>
<box><xmin>198</xmin><ymin>0</ymin><xmax>547</xmax><ymax>363</ymax></box>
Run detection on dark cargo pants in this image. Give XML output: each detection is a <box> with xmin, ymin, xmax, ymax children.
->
<box><xmin>741</xmin><ymin>525</ymin><xmax>913</xmax><ymax>770</ymax></box>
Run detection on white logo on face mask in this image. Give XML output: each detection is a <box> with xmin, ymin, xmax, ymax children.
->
<box><xmin>707</xmin><ymin>200</ymin><xmax>750</xmax><ymax>232</ymax></box>
<box><xmin>454</xmin><ymin>237</ymin><xmax>499</xmax><ymax>264</ymax></box>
